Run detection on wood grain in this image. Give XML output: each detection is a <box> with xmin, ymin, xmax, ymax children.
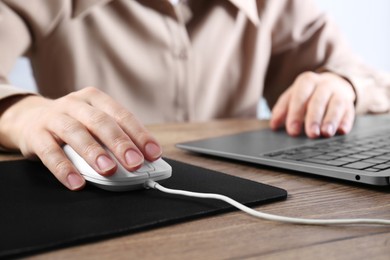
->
<box><xmin>10</xmin><ymin>119</ymin><xmax>389</xmax><ymax>259</ymax></box>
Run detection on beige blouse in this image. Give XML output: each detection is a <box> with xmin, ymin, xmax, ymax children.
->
<box><xmin>0</xmin><ymin>0</ymin><xmax>389</xmax><ymax>124</ymax></box>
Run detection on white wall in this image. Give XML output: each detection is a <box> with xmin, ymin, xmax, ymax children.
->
<box><xmin>315</xmin><ymin>0</ymin><xmax>390</xmax><ymax>72</ymax></box>
<box><xmin>9</xmin><ymin>58</ymin><xmax>37</xmax><ymax>92</ymax></box>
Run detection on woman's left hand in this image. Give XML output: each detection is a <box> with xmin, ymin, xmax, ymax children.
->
<box><xmin>270</xmin><ymin>72</ymin><xmax>356</xmax><ymax>138</ymax></box>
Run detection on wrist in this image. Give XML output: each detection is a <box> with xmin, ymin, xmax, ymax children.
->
<box><xmin>0</xmin><ymin>95</ymin><xmax>45</xmax><ymax>150</ymax></box>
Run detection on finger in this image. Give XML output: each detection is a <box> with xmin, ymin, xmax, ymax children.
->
<box><xmin>270</xmin><ymin>90</ymin><xmax>291</xmax><ymax>130</ymax></box>
<box><xmin>304</xmin><ymin>83</ymin><xmax>333</xmax><ymax>138</ymax></box>
<box><xmin>320</xmin><ymin>94</ymin><xmax>348</xmax><ymax>137</ymax></box>
<box><xmin>337</xmin><ymin>102</ymin><xmax>355</xmax><ymax>135</ymax></box>
<box><xmin>47</xmin><ymin>113</ymin><xmax>121</xmax><ymax>175</ymax></box>
<box><xmin>286</xmin><ymin>72</ymin><xmax>318</xmax><ymax>136</ymax></box>
<box><xmin>81</xmin><ymin>88</ymin><xmax>162</xmax><ymax>161</ymax></box>
<box><xmin>32</xmin><ymin>132</ymin><xmax>85</xmax><ymax>191</ymax></box>
<box><xmin>61</xmin><ymin>100</ymin><xmax>145</xmax><ymax>171</ymax></box>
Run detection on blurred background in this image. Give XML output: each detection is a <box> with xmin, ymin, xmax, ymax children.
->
<box><xmin>8</xmin><ymin>0</ymin><xmax>390</xmax><ymax>117</ymax></box>
<box><xmin>316</xmin><ymin>0</ymin><xmax>390</xmax><ymax>72</ymax></box>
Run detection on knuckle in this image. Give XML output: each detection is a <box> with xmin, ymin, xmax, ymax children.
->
<box><xmin>81</xmin><ymin>142</ymin><xmax>102</xmax><ymax>157</ymax></box>
<box><xmin>111</xmin><ymin>135</ymin><xmax>133</xmax><ymax>148</ymax></box>
<box><xmin>333</xmin><ymin>99</ymin><xmax>344</xmax><ymax>108</ymax></box>
<box><xmin>88</xmin><ymin>111</ymin><xmax>110</xmax><ymax>126</ymax></box>
<box><xmin>37</xmin><ymin>143</ymin><xmax>59</xmax><ymax>159</ymax></box>
<box><xmin>292</xmin><ymin>94</ymin><xmax>308</xmax><ymax>105</ymax></box>
<box><xmin>297</xmin><ymin>71</ymin><xmax>318</xmax><ymax>83</ymax></box>
<box><xmin>292</xmin><ymin>76</ymin><xmax>317</xmax><ymax>94</ymax></box>
<box><xmin>115</xmin><ymin>109</ymin><xmax>136</xmax><ymax>125</ymax></box>
<box><xmin>331</xmin><ymin>96</ymin><xmax>345</xmax><ymax>108</ymax></box>
<box><xmin>36</xmin><ymin>144</ymin><xmax>75</xmax><ymax>181</ymax></box>
<box><xmin>133</xmin><ymin>130</ymin><xmax>151</xmax><ymax>144</ymax></box>
<box><xmin>52</xmin><ymin>160</ymin><xmax>73</xmax><ymax>179</ymax></box>
<box><xmin>309</xmin><ymin>95</ymin><xmax>325</xmax><ymax>107</ymax></box>
<box><xmin>61</xmin><ymin>92</ymin><xmax>81</xmax><ymax>104</ymax></box>
<box><xmin>137</xmin><ymin>131</ymin><xmax>150</xmax><ymax>141</ymax></box>
<box><xmin>67</xmin><ymin>86</ymin><xmax>104</xmax><ymax>99</ymax></box>
<box><xmin>305</xmin><ymin>108</ymin><xmax>321</xmax><ymax>121</ymax></box>
<box><xmin>81</xmin><ymin>142</ymin><xmax>104</xmax><ymax>162</ymax></box>
<box><xmin>81</xmin><ymin>86</ymin><xmax>100</xmax><ymax>95</ymax></box>
<box><xmin>59</xmin><ymin>121</ymin><xmax>82</xmax><ymax>137</ymax></box>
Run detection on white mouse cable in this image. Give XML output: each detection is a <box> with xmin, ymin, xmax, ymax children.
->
<box><xmin>145</xmin><ymin>180</ymin><xmax>390</xmax><ymax>226</ymax></box>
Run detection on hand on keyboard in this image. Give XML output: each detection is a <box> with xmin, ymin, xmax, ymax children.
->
<box><xmin>270</xmin><ymin>72</ymin><xmax>356</xmax><ymax>139</ymax></box>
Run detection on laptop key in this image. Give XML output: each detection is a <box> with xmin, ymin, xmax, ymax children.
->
<box><xmin>360</xmin><ymin>151</ymin><xmax>385</xmax><ymax>156</ymax></box>
<box><xmin>342</xmin><ymin>162</ymin><xmax>375</xmax><ymax>170</ymax></box>
<box><xmin>337</xmin><ymin>157</ymin><xmax>361</xmax><ymax>163</ymax></box>
<box><xmin>301</xmin><ymin>158</ymin><xmax>347</xmax><ymax>166</ymax></box>
<box><xmin>360</xmin><ymin>158</ymin><xmax>388</xmax><ymax>164</ymax></box>
<box><xmin>282</xmin><ymin>152</ymin><xmax>323</xmax><ymax>160</ymax></box>
<box><xmin>324</xmin><ymin>160</ymin><xmax>349</xmax><ymax>166</ymax></box>
<box><xmin>372</xmin><ymin>164</ymin><xmax>390</xmax><ymax>170</ymax></box>
<box><xmin>310</xmin><ymin>155</ymin><xmax>338</xmax><ymax>160</ymax></box>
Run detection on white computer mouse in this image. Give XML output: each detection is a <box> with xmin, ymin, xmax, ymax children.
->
<box><xmin>63</xmin><ymin>144</ymin><xmax>172</xmax><ymax>191</ymax></box>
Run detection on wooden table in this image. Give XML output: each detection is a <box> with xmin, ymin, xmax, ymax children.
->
<box><xmin>12</xmin><ymin>119</ymin><xmax>390</xmax><ymax>259</ymax></box>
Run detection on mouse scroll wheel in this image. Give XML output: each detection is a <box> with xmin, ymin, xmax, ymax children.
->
<box><xmin>134</xmin><ymin>162</ymin><xmax>155</xmax><ymax>173</ymax></box>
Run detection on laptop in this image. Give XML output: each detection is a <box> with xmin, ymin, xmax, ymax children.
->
<box><xmin>177</xmin><ymin>114</ymin><xmax>390</xmax><ymax>186</ymax></box>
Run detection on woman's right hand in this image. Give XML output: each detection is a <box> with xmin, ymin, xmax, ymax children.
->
<box><xmin>0</xmin><ymin>87</ymin><xmax>162</xmax><ymax>190</ymax></box>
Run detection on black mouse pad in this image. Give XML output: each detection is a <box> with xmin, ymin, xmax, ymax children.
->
<box><xmin>0</xmin><ymin>158</ymin><xmax>287</xmax><ymax>258</ymax></box>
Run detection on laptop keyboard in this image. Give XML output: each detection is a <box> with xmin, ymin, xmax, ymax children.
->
<box><xmin>264</xmin><ymin>132</ymin><xmax>390</xmax><ymax>172</ymax></box>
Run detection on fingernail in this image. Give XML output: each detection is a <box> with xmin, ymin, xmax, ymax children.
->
<box><xmin>323</xmin><ymin>123</ymin><xmax>335</xmax><ymax>136</ymax></box>
<box><xmin>290</xmin><ymin>122</ymin><xmax>301</xmax><ymax>135</ymax></box>
<box><xmin>339</xmin><ymin>122</ymin><xmax>349</xmax><ymax>134</ymax></box>
<box><xmin>145</xmin><ymin>142</ymin><xmax>162</xmax><ymax>159</ymax></box>
<box><xmin>125</xmin><ymin>149</ymin><xmax>144</xmax><ymax>167</ymax></box>
<box><xmin>310</xmin><ymin>123</ymin><xmax>320</xmax><ymax>137</ymax></box>
<box><xmin>67</xmin><ymin>173</ymin><xmax>85</xmax><ymax>190</ymax></box>
<box><xmin>97</xmin><ymin>155</ymin><xmax>116</xmax><ymax>172</ymax></box>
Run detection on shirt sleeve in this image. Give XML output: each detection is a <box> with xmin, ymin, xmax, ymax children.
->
<box><xmin>263</xmin><ymin>0</ymin><xmax>390</xmax><ymax>114</ymax></box>
<box><xmin>0</xmin><ymin>1</ymin><xmax>36</xmax><ymax>99</ymax></box>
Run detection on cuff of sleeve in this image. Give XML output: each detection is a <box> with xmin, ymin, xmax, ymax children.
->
<box><xmin>318</xmin><ymin>66</ymin><xmax>390</xmax><ymax>115</ymax></box>
<box><xmin>347</xmin><ymin>73</ymin><xmax>390</xmax><ymax>114</ymax></box>
<box><xmin>0</xmin><ymin>83</ymin><xmax>37</xmax><ymax>102</ymax></box>
<box><xmin>0</xmin><ymin>83</ymin><xmax>36</xmax><ymax>100</ymax></box>
<box><xmin>0</xmin><ymin>84</ymin><xmax>38</xmax><ymax>153</ymax></box>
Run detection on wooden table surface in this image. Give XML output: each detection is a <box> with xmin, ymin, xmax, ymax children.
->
<box><xmin>10</xmin><ymin>119</ymin><xmax>389</xmax><ymax>259</ymax></box>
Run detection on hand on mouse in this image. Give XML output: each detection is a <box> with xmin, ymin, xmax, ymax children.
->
<box><xmin>270</xmin><ymin>72</ymin><xmax>356</xmax><ymax>138</ymax></box>
<box><xmin>0</xmin><ymin>87</ymin><xmax>162</xmax><ymax>190</ymax></box>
